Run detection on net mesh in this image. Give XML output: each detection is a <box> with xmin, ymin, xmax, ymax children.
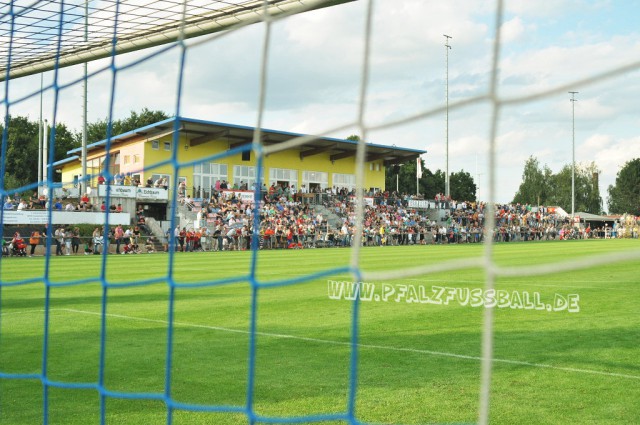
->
<box><xmin>1</xmin><ymin>0</ymin><xmax>640</xmax><ymax>424</ymax></box>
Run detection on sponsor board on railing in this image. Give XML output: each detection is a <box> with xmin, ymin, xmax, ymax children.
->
<box><xmin>98</xmin><ymin>185</ymin><xmax>136</xmax><ymax>198</ymax></box>
<box><xmin>52</xmin><ymin>187</ymin><xmax>80</xmax><ymax>199</ymax></box>
<box><xmin>2</xmin><ymin>210</ymin><xmax>131</xmax><ymax>225</ymax></box>
<box><xmin>97</xmin><ymin>185</ymin><xmax>168</xmax><ymax>200</ymax></box>
<box><xmin>408</xmin><ymin>199</ymin><xmax>435</xmax><ymax>209</ymax></box>
<box><xmin>220</xmin><ymin>190</ymin><xmax>255</xmax><ymax>203</ymax></box>
<box><xmin>136</xmin><ymin>187</ymin><xmax>169</xmax><ymax>200</ymax></box>
<box><xmin>348</xmin><ymin>196</ymin><xmax>374</xmax><ymax>207</ymax></box>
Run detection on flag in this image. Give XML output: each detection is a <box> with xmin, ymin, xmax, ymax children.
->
<box><xmin>416</xmin><ymin>157</ymin><xmax>423</xmax><ymax>179</ymax></box>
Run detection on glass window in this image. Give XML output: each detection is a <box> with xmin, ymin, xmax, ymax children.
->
<box><xmin>302</xmin><ymin>170</ymin><xmax>328</xmax><ymax>191</ymax></box>
<box><xmin>150</xmin><ymin>173</ymin><xmax>170</xmax><ymax>189</ymax></box>
<box><xmin>151</xmin><ymin>140</ymin><xmax>159</xmax><ymax>150</ymax></box>
<box><xmin>332</xmin><ymin>173</ymin><xmax>356</xmax><ymax>191</ymax></box>
<box><xmin>164</xmin><ymin>141</ymin><xmax>171</xmax><ymax>151</ymax></box>
<box><xmin>234</xmin><ymin>165</ymin><xmax>257</xmax><ymax>189</ymax></box>
<box><xmin>193</xmin><ymin>162</ymin><xmax>229</xmax><ymax>198</ymax></box>
<box><xmin>269</xmin><ymin>168</ymin><xmax>298</xmax><ymax>189</ymax></box>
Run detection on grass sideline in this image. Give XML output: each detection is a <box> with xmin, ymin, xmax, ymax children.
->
<box><xmin>1</xmin><ymin>239</ymin><xmax>639</xmax><ymax>424</ymax></box>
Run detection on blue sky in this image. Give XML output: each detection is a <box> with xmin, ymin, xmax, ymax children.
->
<box><xmin>4</xmin><ymin>0</ymin><xmax>640</xmax><ymax>208</ymax></box>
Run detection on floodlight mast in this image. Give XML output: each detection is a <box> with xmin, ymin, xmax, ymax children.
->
<box><xmin>38</xmin><ymin>74</ymin><xmax>43</xmax><ymax>194</ymax></box>
<box><xmin>569</xmin><ymin>91</ymin><xmax>578</xmax><ymax>218</ymax></box>
<box><xmin>81</xmin><ymin>0</ymin><xmax>88</xmax><ymax>197</ymax></box>
<box><xmin>444</xmin><ymin>34</ymin><xmax>452</xmax><ymax>199</ymax></box>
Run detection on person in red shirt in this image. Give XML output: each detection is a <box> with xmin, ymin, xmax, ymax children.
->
<box><xmin>264</xmin><ymin>226</ymin><xmax>275</xmax><ymax>249</ymax></box>
<box><xmin>185</xmin><ymin>229</ymin><xmax>195</xmax><ymax>252</ymax></box>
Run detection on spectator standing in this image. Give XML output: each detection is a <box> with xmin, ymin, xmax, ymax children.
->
<box><xmin>64</xmin><ymin>228</ymin><xmax>73</xmax><ymax>255</ymax></box>
<box><xmin>114</xmin><ymin>225</ymin><xmax>124</xmax><ymax>254</ymax></box>
<box><xmin>29</xmin><ymin>230</ymin><xmax>41</xmax><ymax>257</ymax></box>
<box><xmin>92</xmin><ymin>227</ymin><xmax>103</xmax><ymax>254</ymax></box>
<box><xmin>54</xmin><ymin>227</ymin><xmax>64</xmax><ymax>255</ymax></box>
<box><xmin>72</xmin><ymin>227</ymin><xmax>81</xmax><ymax>254</ymax></box>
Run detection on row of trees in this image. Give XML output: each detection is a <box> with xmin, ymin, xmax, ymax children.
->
<box><xmin>384</xmin><ymin>159</ymin><xmax>477</xmax><ymax>201</ymax></box>
<box><xmin>513</xmin><ymin>156</ymin><xmax>640</xmax><ymax>215</ymax></box>
<box><xmin>512</xmin><ymin>156</ymin><xmax>603</xmax><ymax>214</ymax></box>
<box><xmin>607</xmin><ymin>158</ymin><xmax>640</xmax><ymax>215</ymax></box>
<box><xmin>386</xmin><ymin>155</ymin><xmax>639</xmax><ymax>216</ymax></box>
<box><xmin>0</xmin><ymin>108</ymin><xmax>169</xmax><ymax>190</ymax></box>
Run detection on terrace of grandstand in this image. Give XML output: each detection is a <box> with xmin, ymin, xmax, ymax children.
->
<box><xmin>166</xmin><ymin>186</ymin><xmax>638</xmax><ymax>252</ymax></box>
<box><xmin>4</xmin><ymin>186</ymin><xmax>637</xmax><ymax>256</ymax></box>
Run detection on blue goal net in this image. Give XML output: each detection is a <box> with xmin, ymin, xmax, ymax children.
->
<box><xmin>2</xmin><ymin>1</ymin><xmax>640</xmax><ymax>425</ymax></box>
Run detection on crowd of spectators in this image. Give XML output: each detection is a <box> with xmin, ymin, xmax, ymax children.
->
<box><xmin>4</xmin><ymin>184</ymin><xmax>636</xmax><ymax>257</ymax></box>
<box><xmin>171</xmin><ymin>187</ymin><xmax>638</xmax><ymax>252</ymax></box>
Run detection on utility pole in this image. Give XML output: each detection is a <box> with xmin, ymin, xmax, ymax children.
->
<box><xmin>81</xmin><ymin>0</ymin><xmax>89</xmax><ymax>196</ymax></box>
<box><xmin>444</xmin><ymin>34</ymin><xmax>452</xmax><ymax>199</ymax></box>
<box><xmin>38</xmin><ymin>74</ymin><xmax>43</xmax><ymax>194</ymax></box>
<box><xmin>569</xmin><ymin>91</ymin><xmax>578</xmax><ymax>218</ymax></box>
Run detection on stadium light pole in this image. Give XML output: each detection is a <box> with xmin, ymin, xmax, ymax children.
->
<box><xmin>569</xmin><ymin>91</ymin><xmax>578</xmax><ymax>218</ymax></box>
<box><xmin>38</xmin><ymin>73</ymin><xmax>43</xmax><ymax>194</ymax></box>
<box><xmin>81</xmin><ymin>0</ymin><xmax>88</xmax><ymax>196</ymax></box>
<box><xmin>444</xmin><ymin>34</ymin><xmax>452</xmax><ymax>199</ymax></box>
<box><xmin>43</xmin><ymin>119</ymin><xmax>48</xmax><ymax>188</ymax></box>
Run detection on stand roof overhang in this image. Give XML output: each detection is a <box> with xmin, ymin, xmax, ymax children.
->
<box><xmin>66</xmin><ymin>116</ymin><xmax>426</xmax><ymax>166</ymax></box>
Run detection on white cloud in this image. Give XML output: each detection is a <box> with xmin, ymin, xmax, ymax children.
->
<box><xmin>501</xmin><ymin>17</ymin><xmax>526</xmax><ymax>44</ymax></box>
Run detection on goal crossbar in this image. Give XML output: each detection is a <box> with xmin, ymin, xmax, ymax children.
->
<box><xmin>0</xmin><ymin>0</ymin><xmax>354</xmax><ymax>82</ymax></box>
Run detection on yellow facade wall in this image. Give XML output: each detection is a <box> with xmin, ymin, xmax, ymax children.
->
<box><xmin>60</xmin><ymin>132</ymin><xmax>386</xmax><ymax>195</ymax></box>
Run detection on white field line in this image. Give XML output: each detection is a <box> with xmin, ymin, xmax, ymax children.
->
<box><xmin>3</xmin><ymin>308</ymin><xmax>637</xmax><ymax>381</ymax></box>
<box><xmin>16</xmin><ymin>308</ymin><xmax>631</xmax><ymax>381</ymax></box>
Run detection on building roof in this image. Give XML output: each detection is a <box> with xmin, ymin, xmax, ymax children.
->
<box><xmin>67</xmin><ymin>116</ymin><xmax>426</xmax><ymax>166</ymax></box>
<box><xmin>51</xmin><ymin>155</ymin><xmax>80</xmax><ymax>167</ymax></box>
<box><xmin>575</xmin><ymin>212</ymin><xmax>616</xmax><ymax>222</ymax></box>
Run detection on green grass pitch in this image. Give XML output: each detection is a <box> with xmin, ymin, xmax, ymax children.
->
<box><xmin>1</xmin><ymin>240</ymin><xmax>639</xmax><ymax>424</ymax></box>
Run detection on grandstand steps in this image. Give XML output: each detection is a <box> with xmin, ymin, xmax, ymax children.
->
<box><xmin>424</xmin><ymin>207</ymin><xmax>450</xmax><ymax>224</ymax></box>
<box><xmin>314</xmin><ymin>204</ymin><xmax>343</xmax><ymax>230</ymax></box>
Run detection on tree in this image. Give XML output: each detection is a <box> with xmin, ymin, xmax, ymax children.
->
<box><xmin>419</xmin><ymin>168</ymin><xmax>445</xmax><ymax>199</ymax></box>
<box><xmin>1</xmin><ymin>116</ymin><xmax>81</xmax><ymax>189</ymax></box>
<box><xmin>547</xmin><ymin>162</ymin><xmax>602</xmax><ymax>214</ymax></box>
<box><xmin>385</xmin><ymin>159</ymin><xmax>419</xmax><ymax>195</ymax></box>
<box><xmin>512</xmin><ymin>156</ymin><xmax>552</xmax><ymax>205</ymax></box>
<box><xmin>580</xmin><ymin>162</ymin><xmax>604</xmax><ymax>215</ymax></box>
<box><xmin>87</xmin><ymin>108</ymin><xmax>170</xmax><ymax>142</ymax></box>
<box><xmin>450</xmin><ymin>170</ymin><xmax>477</xmax><ymax>201</ymax></box>
<box><xmin>385</xmin><ymin>158</ymin><xmax>472</xmax><ymax>199</ymax></box>
<box><xmin>607</xmin><ymin>158</ymin><xmax>640</xmax><ymax>215</ymax></box>
<box><xmin>512</xmin><ymin>157</ymin><xmax>602</xmax><ymax>214</ymax></box>
<box><xmin>2</xmin><ymin>115</ymin><xmax>40</xmax><ymax>189</ymax></box>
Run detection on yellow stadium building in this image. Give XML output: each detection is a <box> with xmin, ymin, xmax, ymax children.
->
<box><xmin>55</xmin><ymin>117</ymin><xmax>425</xmax><ymax>222</ymax></box>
